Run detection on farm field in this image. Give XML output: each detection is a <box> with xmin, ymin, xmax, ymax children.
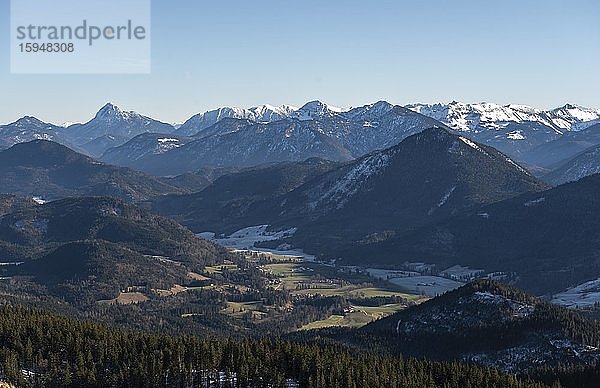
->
<box><xmin>387</xmin><ymin>276</ymin><xmax>463</xmax><ymax>296</ymax></box>
<box><xmin>262</xmin><ymin>262</ymin><xmax>421</xmax><ymax>299</ymax></box>
<box><xmin>203</xmin><ymin>263</ymin><xmax>239</xmax><ymax>274</ymax></box>
<box><xmin>98</xmin><ymin>292</ymin><xmax>148</xmax><ymax>305</ymax></box>
<box><xmin>297</xmin><ymin>301</ymin><xmax>409</xmax><ymax>330</ymax></box>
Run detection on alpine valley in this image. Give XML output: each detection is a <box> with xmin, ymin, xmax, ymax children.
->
<box><xmin>1</xmin><ymin>100</ymin><xmax>600</xmax><ymax>387</ymax></box>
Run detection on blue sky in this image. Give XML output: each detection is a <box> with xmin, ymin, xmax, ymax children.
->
<box><xmin>1</xmin><ymin>0</ymin><xmax>598</xmax><ymax>124</ymax></box>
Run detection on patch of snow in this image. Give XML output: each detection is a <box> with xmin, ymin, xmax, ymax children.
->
<box><xmin>292</xmin><ymin>101</ymin><xmax>346</xmax><ymax>121</ymax></box>
<box><xmin>157</xmin><ymin>138</ymin><xmax>179</xmax><ymax>143</ymax></box>
<box><xmin>507</xmin><ymin>130</ymin><xmax>525</xmax><ymax>140</ymax></box>
<box><xmin>32</xmin><ymin>133</ymin><xmax>51</xmax><ymax>140</ymax></box>
<box><xmin>428</xmin><ymin>186</ymin><xmax>456</xmax><ymax>215</ymax></box>
<box><xmin>440</xmin><ymin>265</ymin><xmax>484</xmax><ymax>281</ymax></box>
<box><xmin>437</xmin><ymin>186</ymin><xmax>456</xmax><ymax>207</ymax></box>
<box><xmin>32</xmin><ymin>196</ymin><xmax>46</xmax><ymax>204</ymax></box>
<box><xmin>459</xmin><ymin>136</ymin><xmax>489</xmax><ymax>156</ymax></box>
<box><xmin>474</xmin><ymin>292</ymin><xmax>535</xmax><ymax>318</ymax></box>
<box><xmin>199</xmin><ymin>225</ymin><xmax>318</xmax><ymax>261</ymax></box>
<box><xmin>486</xmin><ymin>272</ymin><xmax>509</xmax><ymax>280</ymax></box>
<box><xmin>198</xmin><ymin>225</ymin><xmax>296</xmax><ymax>250</ymax></box>
<box><xmin>552</xmin><ymin>278</ymin><xmax>600</xmax><ymax>308</ymax></box>
<box><xmin>310</xmin><ymin>151</ymin><xmax>392</xmax><ymax>210</ymax></box>
<box><xmin>504</xmin><ymin>156</ymin><xmax>530</xmax><ymax>175</ymax></box>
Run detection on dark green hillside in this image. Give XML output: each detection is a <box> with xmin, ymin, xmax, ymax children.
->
<box><xmin>310</xmin><ymin>280</ymin><xmax>600</xmax><ymax>373</ymax></box>
<box><xmin>0</xmin><ymin>196</ymin><xmax>228</xmax><ymax>266</ymax></box>
<box><xmin>284</xmin><ymin>127</ymin><xmax>548</xmax><ymax>254</ymax></box>
<box><xmin>152</xmin><ymin>157</ymin><xmax>340</xmax><ymax>233</ymax></box>
<box><xmin>18</xmin><ymin>241</ymin><xmax>192</xmax><ymax>306</ymax></box>
<box><xmin>0</xmin><ymin>140</ymin><xmax>191</xmax><ymax>202</ymax></box>
<box><xmin>0</xmin><ymin>305</ymin><xmax>549</xmax><ymax>388</ymax></box>
<box><xmin>343</xmin><ymin>174</ymin><xmax>600</xmax><ymax>294</ymax></box>
<box><xmin>0</xmin><ymin>195</ymin><xmax>36</xmax><ymax>216</ymax></box>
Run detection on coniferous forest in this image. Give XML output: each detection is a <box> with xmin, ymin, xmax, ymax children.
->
<box><xmin>0</xmin><ymin>305</ymin><xmax>558</xmax><ymax>388</ymax></box>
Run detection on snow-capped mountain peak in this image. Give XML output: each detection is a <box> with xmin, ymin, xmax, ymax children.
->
<box><xmin>50</xmin><ymin>104</ymin><xmax>175</xmax><ymax>156</ymax></box>
<box><xmin>0</xmin><ymin>116</ymin><xmax>69</xmax><ymax>150</ymax></box>
<box><xmin>292</xmin><ymin>100</ymin><xmax>345</xmax><ymax>121</ymax></box>
<box><xmin>549</xmin><ymin>104</ymin><xmax>600</xmax><ymax>127</ymax></box>
<box><xmin>94</xmin><ymin>103</ymin><xmax>142</xmax><ymax>123</ymax></box>
<box><xmin>12</xmin><ymin>116</ymin><xmax>52</xmax><ymax>130</ymax></box>
<box><xmin>97</xmin><ymin>102</ymin><xmax>122</xmax><ymax>116</ymax></box>
<box><xmin>343</xmin><ymin>101</ymin><xmax>395</xmax><ymax>122</ymax></box>
<box><xmin>249</xmin><ymin>104</ymin><xmax>297</xmax><ymax>120</ymax></box>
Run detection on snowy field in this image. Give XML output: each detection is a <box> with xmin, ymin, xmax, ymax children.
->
<box><xmin>439</xmin><ymin>265</ymin><xmax>485</xmax><ymax>281</ymax></box>
<box><xmin>199</xmin><ymin>225</ymin><xmax>315</xmax><ymax>261</ymax></box>
<box><xmin>551</xmin><ymin>278</ymin><xmax>600</xmax><ymax>308</ymax></box>
<box><xmin>387</xmin><ymin>276</ymin><xmax>463</xmax><ymax>296</ymax></box>
<box><xmin>198</xmin><ymin>225</ymin><xmax>296</xmax><ymax>249</ymax></box>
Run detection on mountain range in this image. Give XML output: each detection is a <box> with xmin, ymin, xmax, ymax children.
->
<box><xmin>407</xmin><ymin>102</ymin><xmax>600</xmax><ymax>133</ymax></box>
<box><xmin>0</xmin><ymin>116</ymin><xmax>76</xmax><ymax>150</ymax></box>
<box><xmin>153</xmin><ymin>127</ymin><xmax>549</xmax><ymax>255</ymax></box>
<box><xmin>407</xmin><ymin>102</ymin><xmax>600</xmax><ymax>165</ymax></box>
<box><xmin>2</xmin><ymin>105</ymin><xmax>599</xmax><ymax>297</ymax></box>
<box><xmin>3</xmin><ymin>100</ymin><xmax>599</xmax><ymax>182</ymax></box>
<box><xmin>175</xmin><ymin>104</ymin><xmax>297</xmax><ymax>136</ymax></box>
<box><xmin>107</xmin><ymin>101</ymin><xmax>446</xmax><ymax>175</ymax></box>
<box><xmin>57</xmin><ymin>103</ymin><xmax>174</xmax><ymax>156</ymax></box>
<box><xmin>1</xmin><ymin>128</ymin><xmax>595</xmax><ymax>297</ymax></box>
<box><xmin>151</xmin><ymin>126</ymin><xmax>600</xmax><ymax>295</ymax></box>
<box><xmin>99</xmin><ymin>100</ymin><xmax>600</xmax><ymax>177</ymax></box>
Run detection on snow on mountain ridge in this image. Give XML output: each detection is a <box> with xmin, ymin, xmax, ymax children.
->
<box><xmin>406</xmin><ymin>101</ymin><xmax>600</xmax><ymax>133</ymax></box>
<box><xmin>0</xmin><ymin>116</ymin><xmax>73</xmax><ymax>151</ymax></box>
<box><xmin>307</xmin><ymin>147</ymin><xmax>397</xmax><ymax>211</ymax></box>
<box><xmin>342</xmin><ymin>101</ymin><xmax>395</xmax><ymax>122</ymax></box>
<box><xmin>291</xmin><ymin>100</ymin><xmax>346</xmax><ymax>121</ymax></box>
<box><xmin>94</xmin><ymin>103</ymin><xmax>145</xmax><ymax>123</ymax></box>
<box><xmin>177</xmin><ymin>104</ymin><xmax>298</xmax><ymax>136</ymax></box>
